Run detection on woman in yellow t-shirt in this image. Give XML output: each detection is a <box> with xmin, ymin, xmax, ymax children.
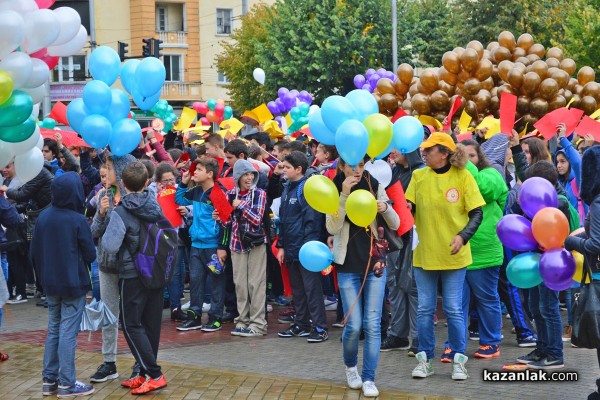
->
<box><xmin>405</xmin><ymin>132</ymin><xmax>485</xmax><ymax>381</ymax></box>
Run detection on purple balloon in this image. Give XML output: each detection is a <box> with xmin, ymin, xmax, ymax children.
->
<box><xmin>274</xmin><ymin>116</ymin><xmax>284</xmax><ymax>127</ymax></box>
<box><xmin>362</xmin><ymin>83</ymin><xmax>373</xmax><ymax>93</ymax></box>
<box><xmin>496</xmin><ymin>214</ymin><xmax>539</xmax><ymax>251</ymax></box>
<box><xmin>267</xmin><ymin>101</ymin><xmax>280</xmax><ymax>115</ymax></box>
<box><xmin>290</xmin><ymin>89</ymin><xmax>299</xmax><ymax>98</ymax></box>
<box><xmin>278</xmin><ymin>87</ymin><xmax>289</xmax><ymax>99</ymax></box>
<box><xmin>354</xmin><ymin>74</ymin><xmax>366</xmax><ymax>89</ymax></box>
<box><xmin>365</xmin><ymin>68</ymin><xmax>376</xmax><ymax>79</ymax></box>
<box><xmin>519</xmin><ymin>177</ymin><xmax>559</xmax><ymax>219</ymax></box>
<box><xmin>377</xmin><ymin>68</ymin><xmax>386</xmax><ymax>76</ymax></box>
<box><xmin>275</xmin><ymin>98</ymin><xmax>285</xmax><ymax>112</ymax></box>
<box><xmin>303</xmin><ymin>92</ymin><xmax>313</xmax><ymax>105</ymax></box>
<box><xmin>368</xmin><ymin>73</ymin><xmax>381</xmax><ymax>88</ymax></box>
<box><xmin>284</xmin><ymin>92</ymin><xmax>296</xmax><ymax>109</ymax></box>
<box><xmin>544</xmin><ymin>277</ymin><xmax>573</xmax><ymax>291</ymax></box>
<box><xmin>539</xmin><ymin>248</ymin><xmax>576</xmax><ymax>285</ymax></box>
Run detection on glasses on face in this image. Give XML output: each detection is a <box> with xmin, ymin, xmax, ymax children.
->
<box><xmin>160</xmin><ymin>178</ymin><xmax>176</xmax><ymax>185</ymax></box>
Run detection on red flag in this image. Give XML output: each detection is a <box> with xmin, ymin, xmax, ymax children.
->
<box><xmin>49</xmin><ymin>102</ymin><xmax>68</xmax><ymax>126</ymax></box>
<box><xmin>499</xmin><ymin>92</ymin><xmax>518</xmax><ymax>134</ymax></box>
<box><xmin>575</xmin><ymin>116</ymin><xmax>600</xmax><ymax>142</ymax></box>
<box><xmin>443</xmin><ymin>97</ymin><xmax>463</xmax><ymax>130</ymax></box>
<box><xmin>157</xmin><ymin>187</ymin><xmax>183</xmax><ymax>227</ymax></box>
<box><xmin>533</xmin><ymin>107</ymin><xmax>584</xmax><ymax>140</ymax></box>
<box><xmin>391</xmin><ymin>108</ymin><xmax>408</xmax><ymax>123</ymax></box>
<box><xmin>210</xmin><ymin>184</ymin><xmax>234</xmax><ymax>223</ymax></box>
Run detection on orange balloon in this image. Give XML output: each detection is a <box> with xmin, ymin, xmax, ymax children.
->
<box><xmin>216</xmin><ymin>99</ymin><xmax>225</xmax><ymax>106</ymax></box>
<box><xmin>532</xmin><ymin>207</ymin><xmax>570</xmax><ymax>250</ymax></box>
<box><xmin>206</xmin><ymin>110</ymin><xmax>218</xmax><ymax>123</ymax></box>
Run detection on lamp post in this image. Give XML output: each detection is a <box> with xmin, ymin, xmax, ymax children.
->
<box><xmin>392</xmin><ymin>0</ymin><xmax>397</xmax><ymax>72</ymax></box>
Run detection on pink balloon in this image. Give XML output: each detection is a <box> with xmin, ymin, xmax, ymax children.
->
<box><xmin>194</xmin><ymin>102</ymin><xmax>208</xmax><ymax>115</ymax></box>
<box><xmin>216</xmin><ymin>99</ymin><xmax>225</xmax><ymax>106</ymax></box>
<box><xmin>29</xmin><ymin>48</ymin><xmax>59</xmax><ymax>70</ymax></box>
<box><xmin>35</xmin><ymin>0</ymin><xmax>56</xmax><ymax>9</ymax></box>
<box><xmin>214</xmin><ymin>103</ymin><xmax>225</xmax><ymax>116</ymax></box>
<box><xmin>200</xmin><ymin>117</ymin><xmax>210</xmax><ymax>126</ymax></box>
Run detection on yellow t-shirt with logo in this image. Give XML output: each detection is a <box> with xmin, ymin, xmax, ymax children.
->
<box><xmin>405</xmin><ymin>166</ymin><xmax>485</xmax><ymax>270</ymax></box>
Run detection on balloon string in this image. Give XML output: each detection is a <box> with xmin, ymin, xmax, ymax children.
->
<box><xmin>341</xmin><ymin>229</ymin><xmax>374</xmax><ymax>326</ymax></box>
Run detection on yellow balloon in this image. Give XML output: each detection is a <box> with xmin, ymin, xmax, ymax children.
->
<box><xmin>304</xmin><ymin>175</ymin><xmax>340</xmax><ymax>214</ymax></box>
<box><xmin>0</xmin><ymin>71</ymin><xmax>14</xmax><ymax>106</ymax></box>
<box><xmin>346</xmin><ymin>189</ymin><xmax>377</xmax><ymax>227</ymax></box>
<box><xmin>363</xmin><ymin>114</ymin><xmax>393</xmax><ymax>158</ymax></box>
<box><xmin>571</xmin><ymin>250</ymin><xmax>590</xmax><ymax>283</ymax></box>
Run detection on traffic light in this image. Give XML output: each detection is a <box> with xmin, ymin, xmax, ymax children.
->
<box><xmin>118</xmin><ymin>41</ymin><xmax>128</xmax><ymax>61</ymax></box>
<box><xmin>142</xmin><ymin>38</ymin><xmax>152</xmax><ymax>58</ymax></box>
<box><xmin>153</xmin><ymin>38</ymin><xmax>163</xmax><ymax>58</ymax></box>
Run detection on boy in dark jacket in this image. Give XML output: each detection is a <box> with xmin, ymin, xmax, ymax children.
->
<box><xmin>276</xmin><ymin>151</ymin><xmax>328</xmax><ymax>342</ymax></box>
<box><xmin>31</xmin><ymin>172</ymin><xmax>96</xmax><ymax>398</ymax></box>
<box><xmin>101</xmin><ymin>162</ymin><xmax>168</xmax><ymax>394</ymax></box>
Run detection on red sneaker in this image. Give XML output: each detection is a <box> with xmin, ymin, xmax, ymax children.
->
<box><xmin>131</xmin><ymin>375</ymin><xmax>167</xmax><ymax>395</ymax></box>
<box><xmin>440</xmin><ymin>347</ymin><xmax>453</xmax><ymax>363</ymax></box>
<box><xmin>121</xmin><ymin>375</ymin><xmax>146</xmax><ymax>389</ymax></box>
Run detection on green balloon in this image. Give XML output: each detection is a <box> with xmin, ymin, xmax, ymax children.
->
<box><xmin>0</xmin><ymin>116</ymin><xmax>36</xmax><ymax>143</ymax></box>
<box><xmin>0</xmin><ymin>90</ymin><xmax>34</xmax><ymax>127</ymax></box>
<box><xmin>40</xmin><ymin>118</ymin><xmax>56</xmax><ymax>129</ymax></box>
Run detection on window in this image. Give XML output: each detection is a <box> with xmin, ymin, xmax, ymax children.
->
<box><xmin>217</xmin><ymin>72</ymin><xmax>230</xmax><ymax>84</ymax></box>
<box><xmin>164</xmin><ymin>55</ymin><xmax>182</xmax><ymax>82</ymax></box>
<box><xmin>216</xmin><ymin>9</ymin><xmax>232</xmax><ymax>34</ymax></box>
<box><xmin>156</xmin><ymin>7</ymin><xmax>167</xmax><ymax>31</ymax></box>
<box><xmin>52</xmin><ymin>55</ymin><xmax>87</xmax><ymax>82</ymax></box>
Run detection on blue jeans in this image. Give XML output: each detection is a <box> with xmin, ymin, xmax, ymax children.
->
<box><xmin>43</xmin><ymin>295</ymin><xmax>86</xmax><ymax>387</ymax></box>
<box><xmin>414</xmin><ymin>267</ymin><xmax>466</xmax><ymax>359</ymax></box>
<box><xmin>90</xmin><ymin>256</ymin><xmax>100</xmax><ymax>301</ymax></box>
<box><xmin>167</xmin><ymin>245</ymin><xmax>188</xmax><ymax>310</ymax></box>
<box><xmin>189</xmin><ymin>247</ymin><xmax>225</xmax><ymax>319</ymax></box>
<box><xmin>462</xmin><ymin>267</ymin><xmax>502</xmax><ymax>345</ymax></box>
<box><xmin>0</xmin><ymin>252</ymin><xmax>7</xmax><ymax>327</ymax></box>
<box><xmin>527</xmin><ymin>283</ymin><xmax>563</xmax><ymax>359</ymax></box>
<box><xmin>338</xmin><ymin>270</ymin><xmax>386</xmax><ymax>382</ymax></box>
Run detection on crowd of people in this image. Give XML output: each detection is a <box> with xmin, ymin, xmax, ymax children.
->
<box><xmin>0</xmin><ymin>119</ymin><xmax>599</xmax><ymax>398</ymax></box>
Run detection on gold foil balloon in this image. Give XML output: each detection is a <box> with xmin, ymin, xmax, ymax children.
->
<box><xmin>530</xmin><ymin>97</ymin><xmax>549</xmax><ymax>115</ymax></box>
<box><xmin>517</xmin><ymin>96</ymin><xmax>530</xmax><ymax>114</ymax></box>
<box><xmin>439</xmin><ymin>66</ymin><xmax>458</xmax><ymax>85</ymax></box>
<box><xmin>430</xmin><ymin>90</ymin><xmax>449</xmax><ymax>111</ymax></box>
<box><xmin>465</xmin><ymin>100</ymin><xmax>477</xmax><ymax>117</ymax></box>
<box><xmin>439</xmin><ymin>81</ymin><xmax>455</xmax><ymax>96</ymax></box>
<box><xmin>493</xmin><ymin>46</ymin><xmax>512</xmax><ymax>63</ymax></box>
<box><xmin>397</xmin><ymin>63</ymin><xmax>414</xmax><ymax>85</ymax></box>
<box><xmin>517</xmin><ymin>33</ymin><xmax>534</xmax><ymax>50</ymax></box>
<box><xmin>467</xmin><ymin>40</ymin><xmax>484</xmax><ymax>60</ymax></box>
<box><xmin>528</xmin><ymin>43</ymin><xmax>546</xmax><ymax>58</ymax></box>
<box><xmin>583</xmin><ymin>82</ymin><xmax>600</xmax><ymax>101</ymax></box>
<box><xmin>516</xmin><ymin>57</ymin><xmax>531</xmax><ymax>66</ymax></box>
<box><xmin>512</xmin><ymin>47</ymin><xmax>527</xmax><ymax>61</ymax></box>
<box><xmin>473</xmin><ymin>90</ymin><xmax>491</xmax><ymax>113</ymax></box>
<box><xmin>463</xmin><ymin>78</ymin><xmax>482</xmax><ymax>96</ymax></box>
<box><xmin>507</xmin><ymin>68</ymin><xmax>524</xmax><ymax>88</ymax></box>
<box><xmin>570</xmin><ymin>94</ymin><xmax>582</xmax><ymax>108</ymax></box>
<box><xmin>546</xmin><ymin>47</ymin><xmax>564</xmax><ymax>61</ymax></box>
<box><xmin>474</xmin><ymin>59</ymin><xmax>493</xmax><ymax>81</ymax></box>
<box><xmin>408</xmin><ymin>83</ymin><xmax>419</xmax><ymax>97</ymax></box>
<box><xmin>458</xmin><ymin>69</ymin><xmax>471</xmax><ymax>83</ymax></box>
<box><xmin>526</xmin><ymin>54</ymin><xmax>541</xmax><ymax>64</ymax></box>
<box><xmin>546</xmin><ymin>57</ymin><xmax>560</xmax><ymax>69</ymax></box>
<box><xmin>498</xmin><ymin>60</ymin><xmax>513</xmax><ymax>82</ymax></box>
<box><xmin>442</xmin><ymin>51</ymin><xmax>461</xmax><ymax>74</ymax></box>
<box><xmin>411</xmin><ymin>93</ymin><xmax>431</xmax><ymax>115</ymax></box>
<box><xmin>380</xmin><ymin>93</ymin><xmax>398</xmax><ymax>113</ymax></box>
<box><xmin>568</xmin><ymin>78</ymin><xmax>578</xmax><ymax>91</ymax></box>
<box><xmin>578</xmin><ymin>66</ymin><xmax>596</xmax><ymax>86</ymax></box>
<box><xmin>522</xmin><ymin>72</ymin><xmax>542</xmax><ymax>94</ymax></box>
<box><xmin>580</xmin><ymin>95</ymin><xmax>597</xmax><ymax>115</ymax></box>
<box><xmin>560</xmin><ymin>58</ymin><xmax>577</xmax><ymax>76</ymax></box>
<box><xmin>498</xmin><ymin>31</ymin><xmax>516</xmax><ymax>51</ymax></box>
<box><xmin>481</xmin><ymin>77</ymin><xmax>495</xmax><ymax>91</ymax></box>
<box><xmin>460</xmin><ymin>48</ymin><xmax>479</xmax><ymax>72</ymax></box>
<box><xmin>487</xmin><ymin>41</ymin><xmax>500</xmax><ymax>51</ymax></box>
<box><xmin>394</xmin><ymin>80</ymin><xmax>409</xmax><ymax>96</ymax></box>
<box><xmin>376</xmin><ymin>78</ymin><xmax>396</xmax><ymax>95</ymax></box>
<box><xmin>420</xmin><ymin>68</ymin><xmax>439</xmax><ymax>92</ymax></box>
<box><xmin>453</xmin><ymin>47</ymin><xmax>465</xmax><ymax>58</ymax></box>
<box><xmin>531</xmin><ymin>60</ymin><xmax>549</xmax><ymax>80</ymax></box>
<box><xmin>548</xmin><ymin>95</ymin><xmax>566</xmax><ymax>111</ymax></box>
<box><xmin>539</xmin><ymin>78</ymin><xmax>559</xmax><ymax>100</ymax></box>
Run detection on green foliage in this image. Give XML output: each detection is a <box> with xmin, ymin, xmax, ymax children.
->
<box><xmin>562</xmin><ymin>0</ymin><xmax>600</xmax><ymax>75</ymax></box>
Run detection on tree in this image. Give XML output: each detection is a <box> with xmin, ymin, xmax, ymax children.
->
<box><xmin>562</xmin><ymin>0</ymin><xmax>600</xmax><ymax>76</ymax></box>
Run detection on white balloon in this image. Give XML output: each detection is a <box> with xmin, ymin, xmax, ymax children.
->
<box><xmin>0</xmin><ymin>52</ymin><xmax>33</xmax><ymax>88</ymax></box>
<box><xmin>308</xmin><ymin>104</ymin><xmax>320</xmax><ymax>117</ymax></box>
<box><xmin>15</xmin><ymin>146</ymin><xmax>44</xmax><ymax>184</ymax></box>
<box><xmin>253</xmin><ymin>68</ymin><xmax>265</xmax><ymax>85</ymax></box>
<box><xmin>36</xmin><ymin>134</ymin><xmax>44</xmax><ymax>151</ymax></box>
<box><xmin>11</xmin><ymin>0</ymin><xmax>38</xmax><ymax>14</ymax></box>
<box><xmin>365</xmin><ymin>160</ymin><xmax>393</xmax><ymax>188</ymax></box>
<box><xmin>47</xmin><ymin>25</ymin><xmax>87</xmax><ymax>57</ymax></box>
<box><xmin>32</xmin><ymin>103</ymin><xmax>40</xmax><ymax>119</ymax></box>
<box><xmin>22</xmin><ymin>9</ymin><xmax>60</xmax><ymax>54</ymax></box>
<box><xmin>52</xmin><ymin>7</ymin><xmax>81</xmax><ymax>46</ymax></box>
<box><xmin>22</xmin><ymin>83</ymin><xmax>47</xmax><ymax>104</ymax></box>
<box><xmin>11</xmin><ymin>125</ymin><xmax>40</xmax><ymax>156</ymax></box>
<box><xmin>23</xmin><ymin>58</ymin><xmax>50</xmax><ymax>88</ymax></box>
<box><xmin>0</xmin><ymin>11</ymin><xmax>25</xmax><ymax>59</ymax></box>
<box><xmin>0</xmin><ymin>140</ymin><xmax>15</xmax><ymax>170</ymax></box>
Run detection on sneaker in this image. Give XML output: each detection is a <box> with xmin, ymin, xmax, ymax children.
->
<box><xmin>516</xmin><ymin>348</ymin><xmax>545</xmax><ymax>364</ymax></box>
<box><xmin>528</xmin><ymin>356</ymin><xmax>565</xmax><ymax>370</ymax></box>
<box><xmin>345</xmin><ymin>366</ymin><xmax>362</xmax><ymax>389</ymax></box>
<box><xmin>202</xmin><ymin>302</ymin><xmax>210</xmax><ymax>312</ymax></box>
<box><xmin>380</xmin><ymin>335</ymin><xmax>410</xmax><ymax>351</ymax></box>
<box><xmin>171</xmin><ymin>307</ymin><xmax>187</xmax><ymax>322</ymax></box>
<box><xmin>362</xmin><ymin>381</ymin><xmax>379</xmax><ymax>397</ymax></box>
<box><xmin>57</xmin><ymin>381</ymin><xmax>95</xmax><ymax>398</ymax></box>
<box><xmin>7</xmin><ymin>294</ymin><xmax>27</xmax><ymax>304</ymax></box>
<box><xmin>131</xmin><ymin>375</ymin><xmax>167</xmax><ymax>395</ymax></box>
<box><xmin>468</xmin><ymin>330</ymin><xmax>479</xmax><ymax>341</ymax></box>
<box><xmin>474</xmin><ymin>344</ymin><xmax>500</xmax><ymax>359</ymax></box>
<box><xmin>451</xmin><ymin>353</ymin><xmax>469</xmax><ymax>380</ymax></box>
<box><xmin>222</xmin><ymin>311</ymin><xmax>238</xmax><ymax>322</ymax></box>
<box><xmin>183</xmin><ymin>285</ymin><xmax>190</xmax><ymax>293</ymax></box>
<box><xmin>181</xmin><ymin>301</ymin><xmax>190</xmax><ymax>310</ymax></box>
<box><xmin>506</xmin><ymin>313</ymin><xmax>511</xmax><ymax>319</ymax></box>
<box><xmin>332</xmin><ymin>320</ymin><xmax>345</xmax><ymax>328</ymax></box>
<box><xmin>440</xmin><ymin>347</ymin><xmax>453</xmax><ymax>363</ymax></box>
<box><xmin>129</xmin><ymin>362</ymin><xmax>141</xmax><ymax>380</ymax></box>
<box><xmin>412</xmin><ymin>351</ymin><xmax>434</xmax><ymax>378</ymax></box>
<box><xmin>176</xmin><ymin>310</ymin><xmax>202</xmax><ymax>331</ymax></box>
<box><xmin>201</xmin><ymin>320</ymin><xmax>222</xmax><ymax>332</ymax></box>
<box><xmin>517</xmin><ymin>334</ymin><xmax>538</xmax><ymax>347</ymax></box>
<box><xmin>121</xmin><ymin>375</ymin><xmax>146</xmax><ymax>389</ymax></box>
<box><xmin>562</xmin><ymin>325</ymin><xmax>572</xmax><ymax>342</ymax></box>
<box><xmin>277</xmin><ymin>313</ymin><xmax>295</xmax><ymax>324</ymax></box>
<box><xmin>238</xmin><ymin>328</ymin><xmax>264</xmax><ymax>337</ymax></box>
<box><xmin>307</xmin><ymin>327</ymin><xmax>328</xmax><ymax>343</ymax></box>
<box><xmin>408</xmin><ymin>346</ymin><xmax>418</xmax><ymax>357</ymax></box>
<box><xmin>278</xmin><ymin>324</ymin><xmax>310</xmax><ymax>338</ymax></box>
<box><xmin>231</xmin><ymin>326</ymin><xmax>244</xmax><ymax>336</ymax></box>
<box><xmin>90</xmin><ymin>362</ymin><xmax>118</xmax><ymax>382</ymax></box>
<box><xmin>26</xmin><ymin>283</ymin><xmax>36</xmax><ymax>297</ymax></box>
<box><xmin>270</xmin><ymin>295</ymin><xmax>290</xmax><ymax>306</ymax></box>
<box><xmin>42</xmin><ymin>378</ymin><xmax>58</xmax><ymax>396</ymax></box>
<box><xmin>324</xmin><ymin>295</ymin><xmax>338</xmax><ymax>311</ymax></box>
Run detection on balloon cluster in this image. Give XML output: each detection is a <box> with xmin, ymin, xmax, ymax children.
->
<box><xmin>66</xmin><ymin>46</ymin><xmax>147</xmax><ymax>156</ymax></box>
<box><xmin>120</xmin><ymin>56</ymin><xmax>166</xmax><ymax>112</ymax></box>
<box><xmin>354</xmin><ymin>68</ymin><xmax>398</xmax><ymax>93</ymax></box>
<box><xmin>267</xmin><ymin>87</ymin><xmax>313</xmax><ymax>116</ymax></box>
<box><xmin>192</xmin><ymin>99</ymin><xmax>233</xmax><ymax>125</ymax></box>
<box><xmin>497</xmin><ymin>177</ymin><xmax>574</xmax><ymax>290</ymax></box>
<box><xmin>354</xmin><ymin>68</ymin><xmax>406</xmax><ymax>116</ymax></box>
<box><xmin>149</xmin><ymin>100</ymin><xmax>177</xmax><ymax>132</ymax></box>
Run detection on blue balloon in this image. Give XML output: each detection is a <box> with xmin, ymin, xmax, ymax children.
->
<box><xmin>81</xmin><ymin>115</ymin><xmax>111</xmax><ymax>148</ymax></box>
<box><xmin>132</xmin><ymin>87</ymin><xmax>161</xmax><ymax>112</ymax></box>
<box><xmin>299</xmin><ymin>241</ymin><xmax>333</xmax><ymax>272</ymax></box>
<box><xmin>321</xmin><ymin>95</ymin><xmax>359</xmax><ymax>133</ymax></box>
<box><xmin>89</xmin><ymin>46</ymin><xmax>121</xmax><ymax>86</ymax></box>
<box><xmin>335</xmin><ymin>120</ymin><xmax>369</xmax><ymax>166</ymax></box>
<box><xmin>104</xmin><ymin>89</ymin><xmax>131</xmax><ymax>124</ymax></box>
<box><xmin>120</xmin><ymin>59</ymin><xmax>140</xmax><ymax>94</ymax></box>
<box><xmin>308</xmin><ymin>109</ymin><xmax>336</xmax><ymax>145</ymax></box>
<box><xmin>506</xmin><ymin>252</ymin><xmax>543</xmax><ymax>289</ymax></box>
<box><xmin>345</xmin><ymin>89</ymin><xmax>379</xmax><ymax>122</ymax></box>
<box><xmin>66</xmin><ymin>98</ymin><xmax>90</xmax><ymax>134</ymax></box>
<box><xmin>392</xmin><ymin>116</ymin><xmax>424</xmax><ymax>154</ymax></box>
<box><xmin>109</xmin><ymin>118</ymin><xmax>142</xmax><ymax>156</ymax></box>
<box><xmin>135</xmin><ymin>57</ymin><xmax>166</xmax><ymax>98</ymax></box>
<box><xmin>83</xmin><ymin>80</ymin><xmax>112</xmax><ymax>115</ymax></box>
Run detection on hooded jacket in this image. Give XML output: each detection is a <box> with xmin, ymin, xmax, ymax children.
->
<box><xmin>6</xmin><ymin>163</ymin><xmax>53</xmax><ymax>210</ymax></box>
<box><xmin>393</xmin><ymin>149</ymin><xmax>424</xmax><ymax>191</ymax></box>
<box><xmin>175</xmin><ymin>183</ymin><xmax>221</xmax><ymax>249</ymax></box>
<box><xmin>101</xmin><ymin>190</ymin><xmax>164</xmax><ymax>279</ymax></box>
<box><xmin>31</xmin><ymin>172</ymin><xmax>96</xmax><ymax>297</ymax></box>
<box><xmin>556</xmin><ymin>136</ymin><xmax>588</xmax><ymax>220</ymax></box>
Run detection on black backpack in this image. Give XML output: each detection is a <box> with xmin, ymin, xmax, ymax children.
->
<box><xmin>134</xmin><ymin>217</ymin><xmax>178</xmax><ymax>289</ymax></box>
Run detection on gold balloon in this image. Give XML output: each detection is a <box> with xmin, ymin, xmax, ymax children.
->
<box><xmin>575</xmin><ymin>84</ymin><xmax>584</xmax><ymax>96</ymax></box>
<box><xmin>394</xmin><ymin>80</ymin><xmax>409</xmax><ymax>96</ymax></box>
<box><xmin>453</xmin><ymin>47</ymin><xmax>465</xmax><ymax>58</ymax></box>
<box><xmin>512</xmin><ymin>47</ymin><xmax>527</xmax><ymax>61</ymax></box>
<box><xmin>522</xmin><ymin>72</ymin><xmax>542</xmax><ymax>94</ymax></box>
<box><xmin>481</xmin><ymin>77</ymin><xmax>495</xmax><ymax>91</ymax></box>
<box><xmin>409</xmin><ymin>83</ymin><xmax>419</xmax><ymax>97</ymax></box>
<box><xmin>492</xmin><ymin>46</ymin><xmax>512</xmax><ymax>63</ymax></box>
<box><xmin>583</xmin><ymin>81</ymin><xmax>600</xmax><ymax>101</ymax></box>
<box><xmin>531</xmin><ymin>60</ymin><xmax>549</xmax><ymax>80</ymax></box>
<box><xmin>397</xmin><ymin>63</ymin><xmax>414</xmax><ymax>85</ymax></box>
<box><xmin>560</xmin><ymin>58</ymin><xmax>577</xmax><ymax>76</ymax></box>
<box><xmin>439</xmin><ymin>80</ymin><xmax>455</xmax><ymax>96</ymax></box>
<box><xmin>546</xmin><ymin>57</ymin><xmax>560</xmax><ymax>69</ymax></box>
<box><xmin>530</xmin><ymin>97</ymin><xmax>549</xmax><ymax>115</ymax></box>
<box><xmin>539</xmin><ymin>78</ymin><xmax>559</xmax><ymax>100</ymax></box>
<box><xmin>570</xmin><ymin>93</ymin><xmax>582</xmax><ymax>108</ymax></box>
<box><xmin>487</xmin><ymin>41</ymin><xmax>500</xmax><ymax>51</ymax></box>
<box><xmin>567</xmin><ymin>77</ymin><xmax>578</xmax><ymax>91</ymax></box>
<box><xmin>546</xmin><ymin>47</ymin><xmax>564</xmax><ymax>61</ymax></box>
<box><xmin>578</xmin><ymin>66</ymin><xmax>596</xmax><ymax>86</ymax></box>
<box><xmin>482</xmin><ymin>49</ymin><xmax>492</xmax><ymax>60</ymax></box>
<box><xmin>466</xmin><ymin>40</ymin><xmax>484</xmax><ymax>60</ymax></box>
<box><xmin>498</xmin><ymin>60</ymin><xmax>513</xmax><ymax>82</ymax></box>
<box><xmin>563</xmin><ymin>89</ymin><xmax>573</xmax><ymax>103</ymax></box>
<box><xmin>442</xmin><ymin>51</ymin><xmax>461</xmax><ymax>74</ymax></box>
<box><xmin>458</xmin><ymin>69</ymin><xmax>471</xmax><ymax>84</ymax></box>
<box><xmin>460</xmin><ymin>48</ymin><xmax>479</xmax><ymax>72</ymax></box>
<box><xmin>551</xmin><ymin>69</ymin><xmax>570</xmax><ymax>89</ymax></box>
<box><xmin>430</xmin><ymin>90</ymin><xmax>449</xmax><ymax>111</ymax></box>
<box><xmin>517</xmin><ymin>96</ymin><xmax>530</xmax><ymax>114</ymax></box>
<box><xmin>376</xmin><ymin>78</ymin><xmax>396</xmax><ymax>95</ymax></box>
<box><xmin>474</xmin><ymin>59</ymin><xmax>493</xmax><ymax>81</ymax></box>
<box><xmin>417</xmin><ymin>80</ymin><xmax>434</xmax><ymax>95</ymax></box>
<box><xmin>464</xmin><ymin>100</ymin><xmax>477</xmax><ymax>117</ymax></box>
<box><xmin>439</xmin><ymin>66</ymin><xmax>458</xmax><ymax>85</ymax></box>
<box><xmin>463</xmin><ymin>78</ymin><xmax>482</xmax><ymax>96</ymax></box>
<box><xmin>548</xmin><ymin>95</ymin><xmax>566</xmax><ymax>111</ymax></box>
<box><xmin>490</xmin><ymin>96</ymin><xmax>500</xmax><ymax>111</ymax></box>
<box><xmin>497</xmin><ymin>84</ymin><xmax>517</xmax><ymax>96</ymax></box>
<box><xmin>380</xmin><ymin>93</ymin><xmax>398</xmax><ymax>113</ymax></box>
<box><xmin>526</xmin><ymin>54</ymin><xmax>541</xmax><ymax>64</ymax></box>
<box><xmin>402</xmin><ymin>98</ymin><xmax>412</xmax><ymax>111</ymax></box>
<box><xmin>522</xmin><ymin>113</ymin><xmax>538</xmax><ymax>126</ymax></box>
<box><xmin>528</xmin><ymin>43</ymin><xmax>546</xmax><ymax>58</ymax></box>
<box><xmin>580</xmin><ymin>95</ymin><xmax>597</xmax><ymax>115</ymax></box>
<box><xmin>473</xmin><ymin>90</ymin><xmax>491</xmax><ymax>113</ymax></box>
<box><xmin>517</xmin><ymin>33</ymin><xmax>534</xmax><ymax>50</ymax></box>
<box><xmin>498</xmin><ymin>31</ymin><xmax>516</xmax><ymax>51</ymax></box>
<box><xmin>411</xmin><ymin>93</ymin><xmax>431</xmax><ymax>115</ymax></box>
<box><xmin>507</xmin><ymin>68</ymin><xmax>524</xmax><ymax>88</ymax></box>
<box><xmin>420</xmin><ymin>68</ymin><xmax>439</xmax><ymax>92</ymax></box>
<box><xmin>516</xmin><ymin>57</ymin><xmax>531</xmax><ymax>66</ymax></box>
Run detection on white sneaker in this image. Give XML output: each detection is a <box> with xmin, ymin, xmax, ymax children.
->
<box><xmin>452</xmin><ymin>353</ymin><xmax>469</xmax><ymax>380</ymax></box>
<box><xmin>181</xmin><ymin>301</ymin><xmax>190</xmax><ymax>311</ymax></box>
<box><xmin>202</xmin><ymin>303</ymin><xmax>210</xmax><ymax>312</ymax></box>
<box><xmin>362</xmin><ymin>381</ymin><xmax>379</xmax><ymax>397</ymax></box>
<box><xmin>345</xmin><ymin>366</ymin><xmax>362</xmax><ymax>389</ymax></box>
<box><xmin>412</xmin><ymin>351</ymin><xmax>434</xmax><ymax>378</ymax></box>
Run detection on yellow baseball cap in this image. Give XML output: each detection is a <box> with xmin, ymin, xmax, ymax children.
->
<box><xmin>420</xmin><ymin>132</ymin><xmax>456</xmax><ymax>151</ymax></box>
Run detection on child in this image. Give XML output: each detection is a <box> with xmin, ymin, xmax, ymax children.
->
<box><xmin>31</xmin><ymin>172</ymin><xmax>97</xmax><ymax>397</ymax></box>
<box><xmin>101</xmin><ymin>162</ymin><xmax>168</xmax><ymax>394</ymax></box>
<box><xmin>175</xmin><ymin>158</ymin><xmax>226</xmax><ymax>332</ymax></box>
<box><xmin>215</xmin><ymin>159</ymin><xmax>268</xmax><ymax>337</ymax></box>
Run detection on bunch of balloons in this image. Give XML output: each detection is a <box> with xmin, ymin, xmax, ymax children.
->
<box><xmin>66</xmin><ymin>46</ymin><xmax>144</xmax><ymax>156</ymax></box>
<box><xmin>120</xmin><ymin>56</ymin><xmax>166</xmax><ymax>113</ymax></box>
<box><xmin>353</xmin><ymin>68</ymin><xmax>399</xmax><ymax>94</ymax></box>
<box><xmin>150</xmin><ymin>100</ymin><xmax>177</xmax><ymax>131</ymax></box>
<box><xmin>192</xmin><ymin>98</ymin><xmax>233</xmax><ymax>125</ymax></box>
<box><xmin>267</xmin><ymin>87</ymin><xmax>313</xmax><ymax>116</ymax></box>
<box><xmin>497</xmin><ymin>177</ymin><xmax>574</xmax><ymax>290</ymax></box>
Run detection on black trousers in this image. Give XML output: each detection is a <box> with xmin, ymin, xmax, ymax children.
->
<box><xmin>286</xmin><ymin>260</ymin><xmax>328</xmax><ymax>330</ymax></box>
<box><xmin>7</xmin><ymin>250</ymin><xmax>27</xmax><ymax>297</ymax></box>
<box><xmin>119</xmin><ymin>277</ymin><xmax>163</xmax><ymax>379</ymax></box>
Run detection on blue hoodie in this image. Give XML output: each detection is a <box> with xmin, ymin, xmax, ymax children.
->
<box><xmin>556</xmin><ymin>136</ymin><xmax>589</xmax><ymax>220</ymax></box>
<box><xmin>175</xmin><ymin>183</ymin><xmax>221</xmax><ymax>249</ymax></box>
<box><xmin>31</xmin><ymin>172</ymin><xmax>97</xmax><ymax>297</ymax></box>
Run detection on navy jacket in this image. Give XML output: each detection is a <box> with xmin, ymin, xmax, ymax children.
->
<box><xmin>31</xmin><ymin>172</ymin><xmax>96</xmax><ymax>297</ymax></box>
<box><xmin>0</xmin><ymin>195</ymin><xmax>22</xmax><ymax>246</ymax></box>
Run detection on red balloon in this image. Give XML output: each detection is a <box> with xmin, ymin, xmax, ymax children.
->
<box><xmin>29</xmin><ymin>48</ymin><xmax>59</xmax><ymax>70</ymax></box>
<box><xmin>193</xmin><ymin>102</ymin><xmax>208</xmax><ymax>115</ymax></box>
<box><xmin>214</xmin><ymin>103</ymin><xmax>225</xmax><ymax>116</ymax></box>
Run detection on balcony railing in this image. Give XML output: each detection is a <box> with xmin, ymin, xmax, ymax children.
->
<box><xmin>161</xmin><ymin>82</ymin><xmax>201</xmax><ymax>99</ymax></box>
<box><xmin>157</xmin><ymin>31</ymin><xmax>188</xmax><ymax>46</ymax></box>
